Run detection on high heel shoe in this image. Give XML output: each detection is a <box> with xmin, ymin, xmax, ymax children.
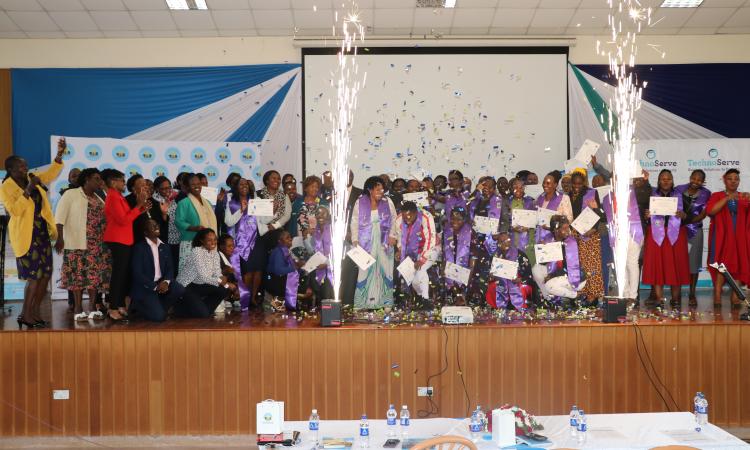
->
<box><xmin>17</xmin><ymin>316</ymin><xmax>43</xmax><ymax>330</ymax></box>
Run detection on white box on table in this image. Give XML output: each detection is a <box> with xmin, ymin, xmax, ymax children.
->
<box><xmin>257</xmin><ymin>400</ymin><xmax>285</xmax><ymax>435</ymax></box>
<box><xmin>491</xmin><ymin>408</ymin><xmax>517</xmax><ymax>447</ymax></box>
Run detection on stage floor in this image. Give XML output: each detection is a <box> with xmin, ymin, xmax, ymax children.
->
<box><xmin>0</xmin><ymin>290</ymin><xmax>748</xmax><ymax>331</ymax></box>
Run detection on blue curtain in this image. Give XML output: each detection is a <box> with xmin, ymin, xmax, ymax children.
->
<box><xmin>228</xmin><ymin>74</ymin><xmax>297</xmax><ymax>142</ymax></box>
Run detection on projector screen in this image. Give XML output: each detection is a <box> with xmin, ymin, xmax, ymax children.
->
<box><xmin>303</xmin><ymin>48</ymin><xmax>569</xmax><ymax>186</ymax></box>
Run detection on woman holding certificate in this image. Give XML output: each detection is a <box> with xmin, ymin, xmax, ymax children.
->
<box><xmin>568</xmin><ymin>171</ymin><xmax>605</xmax><ymax>302</ymax></box>
<box><xmin>706</xmin><ymin>168</ymin><xmax>750</xmax><ymax>307</ymax></box>
<box><xmin>508</xmin><ymin>178</ymin><xmax>536</xmax><ymax>263</ymax></box>
<box><xmin>676</xmin><ymin>169</ymin><xmax>712</xmax><ymax>304</ymax></box>
<box><xmin>443</xmin><ymin>207</ymin><xmax>473</xmax><ymax>304</ymax></box>
<box><xmin>350</xmin><ymin>176</ymin><xmax>398</xmax><ymax>309</ymax></box>
<box><xmin>643</xmin><ymin>169</ymin><xmax>690</xmax><ymax>306</ymax></box>
<box><xmin>224</xmin><ymin>178</ymin><xmax>260</xmax><ymax>311</ymax></box>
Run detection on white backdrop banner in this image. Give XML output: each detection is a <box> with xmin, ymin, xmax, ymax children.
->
<box><xmin>635</xmin><ymin>139</ymin><xmax>750</xmax><ymax>287</ymax></box>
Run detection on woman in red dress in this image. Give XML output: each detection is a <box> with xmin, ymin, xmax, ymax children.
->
<box><xmin>706</xmin><ymin>168</ymin><xmax>750</xmax><ymax>307</ymax></box>
<box><xmin>642</xmin><ymin>169</ymin><xmax>690</xmax><ymax>306</ymax></box>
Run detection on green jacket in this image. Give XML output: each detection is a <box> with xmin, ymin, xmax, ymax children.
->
<box><xmin>174</xmin><ymin>197</ymin><xmax>199</xmax><ymax>242</ymax></box>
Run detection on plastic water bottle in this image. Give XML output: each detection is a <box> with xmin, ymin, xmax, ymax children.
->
<box><xmin>474</xmin><ymin>405</ymin><xmax>486</xmax><ymax>431</ymax></box>
<box><xmin>569</xmin><ymin>405</ymin><xmax>579</xmax><ymax>438</ymax></box>
<box><xmin>469</xmin><ymin>410</ymin><xmax>482</xmax><ymax>443</ymax></box>
<box><xmin>576</xmin><ymin>409</ymin><xmax>587</xmax><ymax>445</ymax></box>
<box><xmin>309</xmin><ymin>409</ymin><xmax>320</xmax><ymax>446</ymax></box>
<box><xmin>386</xmin><ymin>404</ymin><xmax>398</xmax><ymax>437</ymax></box>
<box><xmin>359</xmin><ymin>414</ymin><xmax>370</xmax><ymax>448</ymax></box>
<box><xmin>399</xmin><ymin>405</ymin><xmax>411</xmax><ymax>439</ymax></box>
<box><xmin>694</xmin><ymin>392</ymin><xmax>708</xmax><ymax>432</ymax></box>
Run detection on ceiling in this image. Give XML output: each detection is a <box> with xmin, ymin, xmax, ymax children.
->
<box><xmin>0</xmin><ymin>0</ymin><xmax>749</xmax><ymax>38</ymax></box>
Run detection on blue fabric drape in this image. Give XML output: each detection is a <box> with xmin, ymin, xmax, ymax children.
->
<box><xmin>12</xmin><ymin>64</ymin><xmax>300</xmax><ymax>167</ymax></box>
<box><xmin>227</xmin><ymin>74</ymin><xmax>297</xmax><ymax>143</ymax></box>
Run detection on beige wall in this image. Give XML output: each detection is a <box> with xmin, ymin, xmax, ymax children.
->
<box><xmin>1</xmin><ymin>34</ymin><xmax>750</xmax><ymax>68</ymax></box>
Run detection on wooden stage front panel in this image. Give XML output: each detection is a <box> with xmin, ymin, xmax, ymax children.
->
<box><xmin>1</xmin><ymin>322</ymin><xmax>749</xmax><ymax>436</ymax></box>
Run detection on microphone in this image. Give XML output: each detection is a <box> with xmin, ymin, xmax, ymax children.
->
<box><xmin>28</xmin><ymin>173</ymin><xmax>48</xmax><ymax>192</ymax></box>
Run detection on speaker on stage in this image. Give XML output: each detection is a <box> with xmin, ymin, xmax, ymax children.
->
<box><xmin>321</xmin><ymin>300</ymin><xmax>341</xmax><ymax>327</ymax></box>
<box><xmin>603</xmin><ymin>297</ymin><xmax>627</xmax><ymax>323</ymax></box>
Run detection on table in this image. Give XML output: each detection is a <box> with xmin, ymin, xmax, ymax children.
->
<box><xmin>284</xmin><ymin>413</ymin><xmax>749</xmax><ymax>450</ymax></box>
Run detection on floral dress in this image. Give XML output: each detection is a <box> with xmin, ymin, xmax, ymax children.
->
<box><xmin>59</xmin><ymin>195</ymin><xmax>111</xmax><ymax>291</ymax></box>
<box><xmin>16</xmin><ymin>193</ymin><xmax>52</xmax><ymax>281</ymax></box>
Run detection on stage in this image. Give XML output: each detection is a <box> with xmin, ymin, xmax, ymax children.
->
<box><xmin>1</xmin><ymin>293</ymin><xmax>749</xmax><ymax>437</ymax></box>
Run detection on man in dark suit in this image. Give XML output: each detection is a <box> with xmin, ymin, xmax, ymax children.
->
<box><xmin>339</xmin><ymin>170</ymin><xmax>362</xmax><ymax>305</ymax></box>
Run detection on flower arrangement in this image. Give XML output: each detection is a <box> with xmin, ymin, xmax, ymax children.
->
<box><xmin>487</xmin><ymin>404</ymin><xmax>544</xmax><ymax>436</ymax></box>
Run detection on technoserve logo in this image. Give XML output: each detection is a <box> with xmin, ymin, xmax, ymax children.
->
<box><xmin>640</xmin><ymin>148</ymin><xmax>678</xmax><ymax>168</ymax></box>
<box><xmin>688</xmin><ymin>147</ymin><xmax>739</xmax><ymax>168</ymax></box>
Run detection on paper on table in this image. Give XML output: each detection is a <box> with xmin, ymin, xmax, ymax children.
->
<box><xmin>571</xmin><ymin>207</ymin><xmax>600</xmax><ymax>234</ymax></box>
<box><xmin>595</xmin><ymin>185</ymin><xmax>611</xmax><ymax>200</ymax></box>
<box><xmin>444</xmin><ymin>261</ymin><xmax>470</xmax><ymax>286</ymax></box>
<box><xmin>574</xmin><ymin>139</ymin><xmax>600</xmax><ymax>163</ymax></box>
<box><xmin>660</xmin><ymin>429</ymin><xmax>714</xmax><ymax>443</ymax></box>
<box><xmin>402</xmin><ymin>192</ymin><xmax>429</xmax><ymax>208</ymax></box>
<box><xmin>201</xmin><ymin>186</ymin><xmax>218</xmax><ymax>204</ymax></box>
<box><xmin>564</xmin><ymin>158</ymin><xmax>587</xmax><ymax>174</ymax></box>
<box><xmin>524</xmin><ymin>184</ymin><xmax>543</xmax><ymax>199</ymax></box>
<box><xmin>537</xmin><ymin>208</ymin><xmax>556</xmax><ymax>227</ymax></box>
<box><xmin>535</xmin><ymin>242</ymin><xmax>563</xmax><ymax>264</ymax></box>
<box><xmin>397</xmin><ymin>256</ymin><xmax>416</xmax><ymax>285</ymax></box>
<box><xmin>473</xmin><ymin>216</ymin><xmax>499</xmax><ymax>235</ymax></box>
<box><xmin>302</xmin><ymin>251</ymin><xmax>328</xmax><ymax>274</ymax></box>
<box><xmin>587</xmin><ymin>427</ymin><xmax>628</xmax><ymax>440</ymax></box>
<box><xmin>347</xmin><ymin>245</ymin><xmax>376</xmax><ymax>271</ymax></box>
<box><xmin>491</xmin><ymin>257</ymin><xmax>518</xmax><ymax>280</ymax></box>
<box><xmin>512</xmin><ymin>209</ymin><xmax>538</xmax><ymax>229</ymax></box>
<box><xmin>650</xmin><ymin>196</ymin><xmax>679</xmax><ymax>216</ymax></box>
<box><xmin>247</xmin><ymin>199</ymin><xmax>274</xmax><ymax>216</ymax></box>
<box><xmin>291</xmin><ymin>236</ymin><xmax>304</xmax><ymax>249</ymax></box>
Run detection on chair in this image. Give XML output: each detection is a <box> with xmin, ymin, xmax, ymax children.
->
<box><xmin>410</xmin><ymin>435</ymin><xmax>477</xmax><ymax>450</ymax></box>
<box><xmin>650</xmin><ymin>446</ymin><xmax>700</xmax><ymax>450</ymax></box>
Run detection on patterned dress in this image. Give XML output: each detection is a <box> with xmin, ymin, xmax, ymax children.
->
<box><xmin>16</xmin><ymin>194</ymin><xmax>52</xmax><ymax>281</ymax></box>
<box><xmin>59</xmin><ymin>195</ymin><xmax>111</xmax><ymax>291</ymax></box>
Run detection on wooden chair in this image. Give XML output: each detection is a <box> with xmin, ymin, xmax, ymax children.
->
<box><xmin>410</xmin><ymin>435</ymin><xmax>478</xmax><ymax>450</ymax></box>
<box><xmin>649</xmin><ymin>446</ymin><xmax>700</xmax><ymax>450</ymax></box>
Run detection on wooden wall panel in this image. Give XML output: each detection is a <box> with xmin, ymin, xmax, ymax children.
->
<box><xmin>0</xmin><ymin>323</ymin><xmax>748</xmax><ymax>436</ymax></box>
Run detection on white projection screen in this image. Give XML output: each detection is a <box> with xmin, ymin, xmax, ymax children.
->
<box><xmin>303</xmin><ymin>48</ymin><xmax>569</xmax><ymax>186</ymax></box>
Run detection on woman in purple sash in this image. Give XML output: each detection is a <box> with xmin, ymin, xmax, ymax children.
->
<box><xmin>303</xmin><ymin>206</ymin><xmax>334</xmax><ymax>303</ymax></box>
<box><xmin>568</xmin><ymin>171</ymin><xmax>605</xmax><ymax>303</ymax></box>
<box><xmin>224</xmin><ymin>178</ymin><xmax>259</xmax><ymax>311</ymax></box>
<box><xmin>442</xmin><ymin>207</ymin><xmax>473</xmax><ymax>304</ymax></box>
<box><xmin>643</xmin><ymin>169</ymin><xmax>690</xmax><ymax>306</ymax></box>
<box><xmin>675</xmin><ymin>169</ymin><xmax>711</xmax><ymax>304</ymax></box>
<box><xmin>535</xmin><ymin>172</ymin><xmax>573</xmax><ymax>246</ymax></box>
<box><xmin>488</xmin><ymin>231</ymin><xmax>536</xmax><ymax>310</ymax></box>
<box><xmin>434</xmin><ymin>170</ymin><xmax>469</xmax><ymax>225</ymax></box>
<box><xmin>350</xmin><ymin>176</ymin><xmax>398</xmax><ymax>309</ymax></box>
<box><xmin>543</xmin><ymin>215</ymin><xmax>586</xmax><ymax>304</ymax></box>
<box><xmin>508</xmin><ymin>178</ymin><xmax>537</xmax><ymax>263</ymax></box>
<box><xmin>266</xmin><ymin>230</ymin><xmax>302</xmax><ymax>312</ymax></box>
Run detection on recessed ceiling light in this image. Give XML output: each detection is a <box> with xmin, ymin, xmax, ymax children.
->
<box><xmin>166</xmin><ymin>0</ymin><xmax>207</xmax><ymax>10</ymax></box>
<box><xmin>660</xmin><ymin>0</ymin><xmax>703</xmax><ymax>7</ymax></box>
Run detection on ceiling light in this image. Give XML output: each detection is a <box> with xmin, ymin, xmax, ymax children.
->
<box><xmin>166</xmin><ymin>0</ymin><xmax>207</xmax><ymax>10</ymax></box>
<box><xmin>444</xmin><ymin>0</ymin><xmax>456</xmax><ymax>7</ymax></box>
<box><xmin>660</xmin><ymin>0</ymin><xmax>703</xmax><ymax>7</ymax></box>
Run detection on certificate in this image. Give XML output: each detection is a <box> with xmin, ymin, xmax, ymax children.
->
<box><xmin>491</xmin><ymin>257</ymin><xmax>518</xmax><ymax>280</ymax></box>
<box><xmin>301</xmin><ymin>251</ymin><xmax>328</xmax><ymax>274</ymax></box>
<box><xmin>347</xmin><ymin>245</ymin><xmax>376</xmax><ymax>271</ymax></box>
<box><xmin>247</xmin><ymin>199</ymin><xmax>274</xmax><ymax>216</ymax></box>
<box><xmin>402</xmin><ymin>192</ymin><xmax>429</xmax><ymax>208</ymax></box>
<box><xmin>564</xmin><ymin>158</ymin><xmax>587</xmax><ymax>175</ymax></box>
<box><xmin>473</xmin><ymin>216</ymin><xmax>499</xmax><ymax>235</ymax></box>
<box><xmin>650</xmin><ymin>196</ymin><xmax>678</xmax><ymax>216</ymax></box>
<box><xmin>524</xmin><ymin>185</ymin><xmax>543</xmax><ymax>199</ymax></box>
<box><xmin>535</xmin><ymin>242</ymin><xmax>563</xmax><ymax>264</ymax></box>
<box><xmin>595</xmin><ymin>185</ymin><xmax>611</xmax><ymax>200</ymax></box>
<box><xmin>536</xmin><ymin>208</ymin><xmax>556</xmax><ymax>227</ymax></box>
<box><xmin>571</xmin><ymin>207</ymin><xmax>600</xmax><ymax>234</ymax></box>
<box><xmin>573</xmin><ymin>139</ymin><xmax>600</xmax><ymax>163</ymax></box>
<box><xmin>444</xmin><ymin>262</ymin><xmax>471</xmax><ymax>286</ymax></box>
<box><xmin>397</xmin><ymin>256</ymin><xmax>416</xmax><ymax>285</ymax></box>
<box><xmin>201</xmin><ymin>186</ymin><xmax>218</xmax><ymax>204</ymax></box>
<box><xmin>512</xmin><ymin>209</ymin><xmax>538</xmax><ymax>229</ymax></box>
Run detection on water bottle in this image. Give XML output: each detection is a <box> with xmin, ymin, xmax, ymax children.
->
<box><xmin>569</xmin><ymin>405</ymin><xmax>579</xmax><ymax>438</ymax></box>
<box><xmin>309</xmin><ymin>409</ymin><xmax>320</xmax><ymax>446</ymax></box>
<box><xmin>359</xmin><ymin>414</ymin><xmax>370</xmax><ymax>448</ymax></box>
<box><xmin>386</xmin><ymin>404</ymin><xmax>398</xmax><ymax>437</ymax></box>
<box><xmin>399</xmin><ymin>405</ymin><xmax>411</xmax><ymax>439</ymax></box>
<box><xmin>469</xmin><ymin>410</ymin><xmax>482</xmax><ymax>443</ymax></box>
<box><xmin>474</xmin><ymin>405</ymin><xmax>486</xmax><ymax>431</ymax></box>
<box><xmin>576</xmin><ymin>409</ymin><xmax>587</xmax><ymax>445</ymax></box>
<box><xmin>694</xmin><ymin>392</ymin><xmax>708</xmax><ymax>432</ymax></box>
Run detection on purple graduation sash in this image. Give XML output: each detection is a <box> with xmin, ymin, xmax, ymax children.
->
<box><xmin>314</xmin><ymin>223</ymin><xmax>333</xmax><ymax>286</ymax></box>
<box><xmin>548</xmin><ymin>236</ymin><xmax>582</xmax><ymax>288</ymax></box>
<box><xmin>535</xmin><ymin>192</ymin><xmax>563</xmax><ymax>244</ymax></box>
<box><xmin>400</xmin><ymin>211</ymin><xmax>424</xmax><ymax>262</ymax></box>
<box><xmin>494</xmin><ymin>245</ymin><xmax>524</xmax><ymax>309</ymax></box>
<box><xmin>281</xmin><ymin>246</ymin><xmax>299</xmax><ymax>309</ymax></box>
<box><xmin>228</xmin><ymin>198</ymin><xmax>258</xmax><ymax>260</ymax></box>
<box><xmin>357</xmin><ymin>195</ymin><xmax>392</xmax><ymax>253</ymax></box>
<box><xmin>442</xmin><ymin>189</ymin><xmax>469</xmax><ymax>219</ymax></box>
<box><xmin>510</xmin><ymin>196</ymin><xmax>535</xmax><ymax>251</ymax></box>
<box><xmin>602</xmin><ymin>189</ymin><xmax>643</xmax><ymax>247</ymax></box>
<box><xmin>650</xmin><ymin>188</ymin><xmax>683</xmax><ymax>246</ymax></box>
<box><xmin>443</xmin><ymin>223</ymin><xmax>472</xmax><ymax>288</ymax></box>
<box><xmin>470</xmin><ymin>193</ymin><xmax>502</xmax><ymax>253</ymax></box>
<box><xmin>674</xmin><ymin>184</ymin><xmax>711</xmax><ymax>239</ymax></box>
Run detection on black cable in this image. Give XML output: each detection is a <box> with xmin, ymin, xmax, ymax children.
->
<box><xmin>632</xmin><ymin>322</ymin><xmax>671</xmax><ymax>411</ymax></box>
<box><xmin>634</xmin><ymin>323</ymin><xmax>680</xmax><ymax>411</ymax></box>
<box><xmin>418</xmin><ymin>327</ymin><xmax>449</xmax><ymax>418</ymax></box>
<box><xmin>456</xmin><ymin>327</ymin><xmax>471</xmax><ymax>418</ymax></box>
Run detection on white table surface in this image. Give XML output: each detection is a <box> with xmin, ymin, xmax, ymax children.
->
<box><xmin>284</xmin><ymin>412</ymin><xmax>749</xmax><ymax>450</ymax></box>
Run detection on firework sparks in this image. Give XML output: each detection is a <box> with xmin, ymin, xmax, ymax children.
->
<box><xmin>329</xmin><ymin>5</ymin><xmax>366</xmax><ymax>301</ymax></box>
<box><xmin>604</xmin><ymin>0</ymin><xmax>651</xmax><ymax>298</ymax></box>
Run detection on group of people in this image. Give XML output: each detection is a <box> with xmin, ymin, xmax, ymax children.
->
<box><xmin>1</xmin><ymin>139</ymin><xmax>748</xmax><ymax>329</ymax></box>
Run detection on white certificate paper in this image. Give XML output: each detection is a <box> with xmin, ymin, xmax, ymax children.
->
<box><xmin>536</xmin><ymin>208</ymin><xmax>556</xmax><ymax>227</ymax></box>
<box><xmin>524</xmin><ymin>185</ymin><xmax>543</xmax><ymax>199</ymax></box>
<box><xmin>535</xmin><ymin>242</ymin><xmax>564</xmax><ymax>264</ymax></box>
<box><xmin>397</xmin><ymin>256</ymin><xmax>416</xmax><ymax>285</ymax></box>
<box><xmin>201</xmin><ymin>186</ymin><xmax>218</xmax><ymax>204</ymax></box>
<box><xmin>444</xmin><ymin>262</ymin><xmax>471</xmax><ymax>286</ymax></box>
<box><xmin>574</xmin><ymin>139</ymin><xmax>600</xmax><ymax>163</ymax></box>
<box><xmin>595</xmin><ymin>185</ymin><xmax>611</xmax><ymax>200</ymax></box>
<box><xmin>302</xmin><ymin>251</ymin><xmax>328</xmax><ymax>274</ymax></box>
<box><xmin>473</xmin><ymin>216</ymin><xmax>499</xmax><ymax>235</ymax></box>
<box><xmin>650</xmin><ymin>196</ymin><xmax>679</xmax><ymax>216</ymax></box>
<box><xmin>402</xmin><ymin>192</ymin><xmax>429</xmax><ymax>208</ymax></box>
<box><xmin>571</xmin><ymin>207</ymin><xmax>600</xmax><ymax>234</ymax></box>
<box><xmin>347</xmin><ymin>245</ymin><xmax>376</xmax><ymax>271</ymax></box>
<box><xmin>247</xmin><ymin>199</ymin><xmax>274</xmax><ymax>216</ymax></box>
<box><xmin>491</xmin><ymin>257</ymin><xmax>518</xmax><ymax>280</ymax></box>
<box><xmin>512</xmin><ymin>209</ymin><xmax>538</xmax><ymax>229</ymax></box>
